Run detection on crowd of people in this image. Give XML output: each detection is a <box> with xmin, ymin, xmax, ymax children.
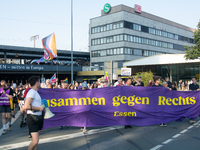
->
<box><xmin>0</xmin><ymin>75</ymin><xmax>199</xmax><ymax>150</ymax></box>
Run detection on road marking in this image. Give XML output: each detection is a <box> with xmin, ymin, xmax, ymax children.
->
<box><xmin>150</xmin><ymin>145</ymin><xmax>163</xmax><ymax>150</ymax></box>
<box><xmin>187</xmin><ymin>126</ymin><xmax>194</xmax><ymax>129</ymax></box>
<box><xmin>172</xmin><ymin>134</ymin><xmax>181</xmax><ymax>138</ymax></box>
<box><xmin>0</xmin><ymin>125</ymin><xmax>123</xmax><ymax>150</ymax></box>
<box><xmin>0</xmin><ymin>111</ymin><xmax>21</xmax><ymax>136</ymax></box>
<box><xmin>162</xmin><ymin>139</ymin><xmax>173</xmax><ymax>144</ymax></box>
<box><xmin>150</xmin><ymin>120</ymin><xmax>200</xmax><ymax>150</ymax></box>
<box><xmin>180</xmin><ymin>129</ymin><xmax>187</xmax><ymax>133</ymax></box>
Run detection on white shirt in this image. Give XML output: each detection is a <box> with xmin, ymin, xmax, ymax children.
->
<box><xmin>26</xmin><ymin>89</ymin><xmax>42</xmax><ymax>116</ymax></box>
<box><xmin>114</xmin><ymin>81</ymin><xmax>119</xmax><ymax>87</ymax></box>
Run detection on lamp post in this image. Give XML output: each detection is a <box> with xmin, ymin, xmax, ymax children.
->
<box><xmin>30</xmin><ymin>35</ymin><xmax>39</xmax><ymax>48</ymax></box>
<box><xmin>71</xmin><ymin>0</ymin><xmax>73</xmax><ymax>84</ymax></box>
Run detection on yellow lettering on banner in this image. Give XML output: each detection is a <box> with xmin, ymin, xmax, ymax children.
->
<box><xmin>58</xmin><ymin>98</ymin><xmax>65</xmax><ymax>106</ymax></box>
<box><xmin>113</xmin><ymin>95</ymin><xmax>121</xmax><ymax>106</ymax></box>
<box><xmin>158</xmin><ymin>96</ymin><xmax>165</xmax><ymax>105</ymax></box>
<box><xmin>79</xmin><ymin>97</ymin><xmax>91</xmax><ymax>105</ymax></box>
<box><xmin>190</xmin><ymin>97</ymin><xmax>196</xmax><ymax>104</ymax></box>
<box><xmin>114</xmin><ymin>111</ymin><xmax>137</xmax><ymax>117</ymax></box>
<box><xmin>127</xmin><ymin>95</ymin><xmax>135</xmax><ymax>106</ymax></box>
<box><xmin>172</xmin><ymin>98</ymin><xmax>178</xmax><ymax>105</ymax></box>
<box><xmin>121</xmin><ymin>96</ymin><xmax>127</xmax><ymax>104</ymax></box>
<box><xmin>186</xmin><ymin>97</ymin><xmax>190</xmax><ymax>105</ymax></box>
<box><xmin>98</xmin><ymin>97</ymin><xmax>105</xmax><ymax>105</ymax></box>
<box><xmin>166</xmin><ymin>98</ymin><xmax>172</xmax><ymax>105</ymax></box>
<box><xmin>142</xmin><ymin>97</ymin><xmax>149</xmax><ymax>105</ymax></box>
<box><xmin>92</xmin><ymin>97</ymin><xmax>98</xmax><ymax>105</ymax></box>
<box><xmin>65</xmin><ymin>98</ymin><xmax>78</xmax><ymax>106</ymax></box>
<box><xmin>135</xmin><ymin>96</ymin><xmax>141</xmax><ymax>104</ymax></box>
<box><xmin>51</xmin><ymin>99</ymin><xmax>57</xmax><ymax>107</ymax></box>
<box><xmin>179</xmin><ymin>97</ymin><xmax>186</xmax><ymax>105</ymax></box>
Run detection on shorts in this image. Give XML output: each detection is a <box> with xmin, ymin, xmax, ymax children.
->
<box><xmin>27</xmin><ymin>114</ymin><xmax>44</xmax><ymax>133</ymax></box>
<box><xmin>0</xmin><ymin>105</ymin><xmax>11</xmax><ymax>113</ymax></box>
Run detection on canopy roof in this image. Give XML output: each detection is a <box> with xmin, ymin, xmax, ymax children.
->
<box><xmin>123</xmin><ymin>54</ymin><xmax>200</xmax><ymax>67</ymax></box>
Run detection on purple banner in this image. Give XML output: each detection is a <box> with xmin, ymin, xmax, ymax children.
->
<box><xmin>38</xmin><ymin>86</ymin><xmax>200</xmax><ymax>130</ymax></box>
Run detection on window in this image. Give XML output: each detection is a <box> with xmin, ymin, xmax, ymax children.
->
<box><xmin>175</xmin><ymin>35</ymin><xmax>178</xmax><ymax>40</ymax></box>
<box><xmin>120</xmin><ymin>48</ymin><xmax>124</xmax><ymax>54</ymax></box>
<box><xmin>149</xmin><ymin>28</ymin><xmax>155</xmax><ymax>34</ymax></box>
<box><xmin>168</xmin><ymin>43</ymin><xmax>173</xmax><ymax>49</ymax></box>
<box><xmin>155</xmin><ymin>30</ymin><xmax>161</xmax><ymax>36</ymax></box>
<box><xmin>127</xmin><ymin>48</ymin><xmax>131</xmax><ymax>54</ymax></box>
<box><xmin>116</xmin><ymin>48</ymin><xmax>120</xmax><ymax>54</ymax></box>
<box><xmin>116</xmin><ymin>23</ymin><xmax>119</xmax><ymax>29</ymax></box>
<box><xmin>120</xmin><ymin>35</ymin><xmax>123</xmax><ymax>41</ymax></box>
<box><xmin>113</xmin><ymin>36</ymin><xmax>116</xmax><ymax>42</ymax></box>
<box><xmin>104</xmin><ymin>38</ymin><xmax>106</xmax><ymax>43</ymax></box>
<box><xmin>107</xmin><ymin>49</ymin><xmax>111</xmax><ymax>56</ymax></box>
<box><xmin>95</xmin><ymin>27</ymin><xmax>97</xmax><ymax>33</ymax></box>
<box><xmin>110</xmin><ymin>37</ymin><xmax>113</xmax><ymax>43</ymax></box>
<box><xmin>124</xmin><ymin>21</ymin><xmax>133</xmax><ymax>29</ymax></box>
<box><xmin>92</xmin><ymin>51</ymin><xmax>95</xmax><ymax>57</ymax></box>
<box><xmin>92</xmin><ymin>28</ymin><xmax>95</xmax><ymax>34</ymax></box>
<box><xmin>133</xmin><ymin>24</ymin><xmax>141</xmax><ymax>31</ymax></box>
<box><xmin>134</xmin><ymin>37</ymin><xmax>139</xmax><ymax>43</ymax></box>
<box><xmin>97</xmin><ymin>39</ymin><xmax>100</xmax><ymax>45</ymax></box>
<box><xmin>107</xmin><ymin>37</ymin><xmax>110</xmax><ymax>43</ymax></box>
<box><xmin>101</xmin><ymin>38</ymin><xmax>104</xmax><ymax>44</ymax></box>
<box><xmin>124</xmin><ymin>35</ymin><xmax>128</xmax><ymax>41</ymax></box>
<box><xmin>162</xmin><ymin>42</ymin><xmax>168</xmax><ymax>48</ymax></box>
<box><xmin>104</xmin><ymin>26</ymin><xmax>106</xmax><ymax>31</ymax></box>
<box><xmin>95</xmin><ymin>39</ymin><xmax>97</xmax><ymax>45</ymax></box>
<box><xmin>107</xmin><ymin>24</ymin><xmax>110</xmax><ymax>31</ymax></box>
<box><xmin>143</xmin><ymin>50</ymin><xmax>148</xmax><ymax>56</ymax></box>
<box><xmin>127</xmin><ymin>35</ymin><xmax>131</xmax><ymax>42</ymax></box>
<box><xmin>130</xmin><ymin>49</ymin><xmax>134</xmax><ymax>55</ymax></box>
<box><xmin>92</xmin><ymin>40</ymin><xmax>94</xmax><ymax>46</ymax></box>
<box><xmin>113</xmin><ymin>48</ymin><xmax>117</xmax><ymax>55</ymax></box>
<box><xmin>138</xmin><ymin>37</ymin><xmax>141</xmax><ymax>43</ymax></box>
<box><xmin>141</xmin><ymin>25</ymin><xmax>149</xmax><ymax>33</ymax></box>
<box><xmin>156</xmin><ymin>41</ymin><xmax>162</xmax><ymax>47</ymax></box>
<box><xmin>162</xmin><ymin>31</ymin><xmax>167</xmax><ymax>37</ymax></box>
<box><xmin>116</xmin><ymin>35</ymin><xmax>120</xmax><ymax>41</ymax></box>
<box><xmin>124</xmin><ymin>48</ymin><xmax>128</xmax><ymax>54</ymax></box>
<box><xmin>142</xmin><ymin>38</ymin><xmax>148</xmax><ymax>44</ymax></box>
<box><xmin>149</xmin><ymin>40</ymin><xmax>155</xmax><ymax>46</ymax></box>
<box><xmin>110</xmin><ymin>24</ymin><xmax>113</xmax><ymax>30</ymax></box>
<box><xmin>168</xmin><ymin>33</ymin><xmax>173</xmax><ymax>39</ymax></box>
<box><xmin>97</xmin><ymin>27</ymin><xmax>100</xmax><ymax>33</ymax></box>
<box><xmin>101</xmin><ymin>26</ymin><xmax>104</xmax><ymax>32</ymax></box>
<box><xmin>130</xmin><ymin>36</ymin><xmax>133</xmax><ymax>42</ymax></box>
<box><xmin>101</xmin><ymin>50</ymin><xmax>106</xmax><ymax>56</ymax></box>
<box><xmin>120</xmin><ymin>22</ymin><xmax>123</xmax><ymax>28</ymax></box>
<box><xmin>134</xmin><ymin>49</ymin><xmax>142</xmax><ymax>56</ymax></box>
<box><xmin>113</xmin><ymin>24</ymin><xmax>116</xmax><ymax>29</ymax></box>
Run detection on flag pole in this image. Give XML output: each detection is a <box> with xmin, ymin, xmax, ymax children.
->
<box><xmin>71</xmin><ymin>0</ymin><xmax>73</xmax><ymax>84</ymax></box>
<box><xmin>56</xmin><ymin>57</ymin><xmax>58</xmax><ymax>79</ymax></box>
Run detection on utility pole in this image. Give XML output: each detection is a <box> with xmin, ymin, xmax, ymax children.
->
<box><xmin>71</xmin><ymin>0</ymin><xmax>73</xmax><ymax>84</ymax></box>
<box><xmin>30</xmin><ymin>35</ymin><xmax>39</xmax><ymax>48</ymax></box>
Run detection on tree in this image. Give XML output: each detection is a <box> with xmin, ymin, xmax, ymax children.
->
<box><xmin>184</xmin><ymin>21</ymin><xmax>200</xmax><ymax>60</ymax></box>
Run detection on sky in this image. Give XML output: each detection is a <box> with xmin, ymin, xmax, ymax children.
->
<box><xmin>0</xmin><ymin>0</ymin><xmax>199</xmax><ymax>52</ymax></box>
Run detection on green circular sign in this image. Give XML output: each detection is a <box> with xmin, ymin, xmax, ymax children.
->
<box><xmin>104</xmin><ymin>3</ymin><xmax>111</xmax><ymax>14</ymax></box>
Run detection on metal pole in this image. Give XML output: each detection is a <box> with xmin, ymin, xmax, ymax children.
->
<box><xmin>71</xmin><ymin>0</ymin><xmax>73</xmax><ymax>84</ymax></box>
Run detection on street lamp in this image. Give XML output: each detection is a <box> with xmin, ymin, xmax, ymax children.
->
<box><xmin>71</xmin><ymin>0</ymin><xmax>73</xmax><ymax>84</ymax></box>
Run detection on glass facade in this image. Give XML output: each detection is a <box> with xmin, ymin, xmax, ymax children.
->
<box><xmin>155</xmin><ymin>63</ymin><xmax>200</xmax><ymax>82</ymax></box>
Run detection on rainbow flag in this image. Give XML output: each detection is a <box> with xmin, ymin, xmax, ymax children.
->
<box><xmin>62</xmin><ymin>78</ymin><xmax>68</xmax><ymax>83</ymax></box>
<box><xmin>42</xmin><ymin>33</ymin><xmax>57</xmax><ymax>61</ymax></box>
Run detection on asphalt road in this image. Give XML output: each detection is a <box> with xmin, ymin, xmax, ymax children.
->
<box><xmin>0</xmin><ymin>110</ymin><xmax>200</xmax><ymax>150</ymax></box>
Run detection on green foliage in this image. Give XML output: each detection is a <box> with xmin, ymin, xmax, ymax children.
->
<box><xmin>135</xmin><ymin>71</ymin><xmax>154</xmax><ymax>86</ymax></box>
<box><xmin>185</xmin><ymin>21</ymin><xmax>200</xmax><ymax>60</ymax></box>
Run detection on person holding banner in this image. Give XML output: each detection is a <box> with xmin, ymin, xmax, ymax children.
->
<box><xmin>0</xmin><ymin>80</ymin><xmax>13</xmax><ymax>135</ymax></box>
<box><xmin>189</xmin><ymin>77</ymin><xmax>199</xmax><ymax>124</ymax></box>
<box><xmin>132</xmin><ymin>76</ymin><xmax>144</xmax><ymax>86</ymax></box>
<box><xmin>24</xmin><ymin>76</ymin><xmax>44</xmax><ymax>150</ymax></box>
